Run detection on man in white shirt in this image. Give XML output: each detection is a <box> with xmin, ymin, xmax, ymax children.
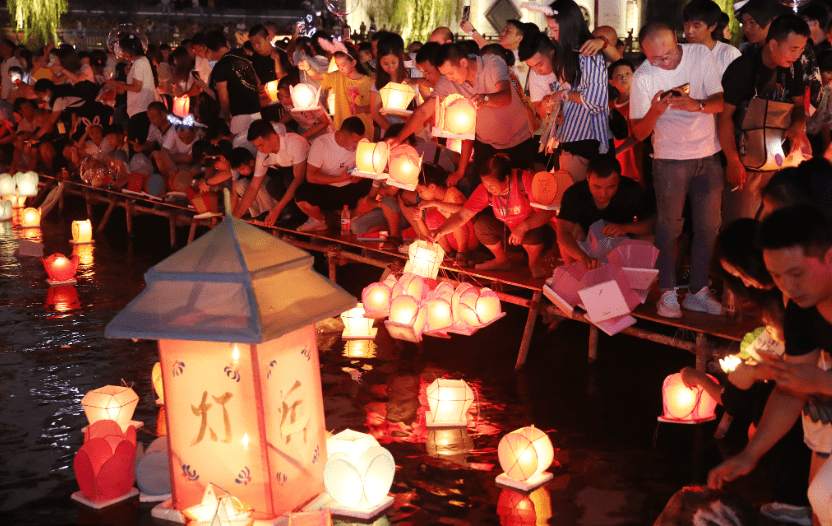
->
<box><xmin>0</xmin><ymin>40</ymin><xmax>21</xmax><ymax>104</ymax></box>
<box><xmin>683</xmin><ymin>0</ymin><xmax>741</xmax><ymax>76</ymax></box>
<box><xmin>294</xmin><ymin>117</ymin><xmax>371</xmax><ymax>232</ymax></box>
<box><xmin>630</xmin><ymin>21</ymin><xmax>725</xmax><ymax>318</ymax></box>
<box><xmin>234</xmin><ymin>119</ymin><xmax>309</xmax><ymax>227</ymax></box>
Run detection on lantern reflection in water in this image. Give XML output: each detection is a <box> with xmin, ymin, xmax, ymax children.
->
<box><xmin>46</xmin><ymin>285</ymin><xmax>80</xmax><ymax>313</ymax></box>
<box><xmin>497</xmin><ymin>487</ymin><xmax>553</xmax><ymax>526</ymax></box>
<box><xmin>426</xmin><ymin>428</ymin><xmax>473</xmax><ymax>468</ymax></box>
<box><xmin>343</xmin><ymin>340</ymin><xmax>377</xmax><ymax>359</ymax></box>
<box><xmin>72</xmin><ymin>243</ymin><xmax>94</xmax><ymax>270</ymax></box>
<box><xmin>0</xmin><ymin>199</ymin><xmax>11</xmax><ymax>221</ymax></box>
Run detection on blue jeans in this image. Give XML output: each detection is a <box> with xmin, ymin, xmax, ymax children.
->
<box><xmin>653</xmin><ymin>154</ymin><xmax>723</xmax><ymax>291</ymax></box>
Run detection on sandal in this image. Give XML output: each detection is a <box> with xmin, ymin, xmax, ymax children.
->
<box><xmin>381</xmin><ymin>236</ymin><xmax>402</xmax><ymax>250</ymax></box>
<box><xmin>455</xmin><ymin>252</ymin><xmax>470</xmax><ymax>267</ymax></box>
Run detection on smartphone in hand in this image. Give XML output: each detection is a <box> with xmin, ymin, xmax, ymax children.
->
<box><xmin>462</xmin><ymin>5</ymin><xmax>470</xmax><ymax>20</ymax></box>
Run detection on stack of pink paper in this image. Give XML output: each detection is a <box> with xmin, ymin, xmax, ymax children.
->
<box><xmin>577</xmin><ymin>264</ymin><xmax>640</xmax><ymax>336</ymax></box>
<box><xmin>607</xmin><ymin>240</ymin><xmax>660</xmax><ymax>296</ymax></box>
<box><xmin>579</xmin><ymin>220</ymin><xmax>626</xmax><ymax>261</ymax></box>
<box><xmin>542</xmin><ymin>262</ymin><xmax>587</xmax><ymax>316</ymax></box>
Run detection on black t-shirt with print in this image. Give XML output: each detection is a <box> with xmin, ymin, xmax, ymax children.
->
<box><xmin>208</xmin><ymin>53</ymin><xmax>261</xmax><ymax>117</ymax></box>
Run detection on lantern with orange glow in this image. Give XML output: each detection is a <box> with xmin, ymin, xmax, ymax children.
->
<box><xmin>290</xmin><ymin>83</ymin><xmax>322</xmax><ymax>112</ymax></box>
<box><xmin>362</xmin><ymin>282</ymin><xmax>392</xmax><ymax>318</ymax></box>
<box><xmin>152</xmin><ymin>362</ymin><xmax>164</xmax><ymax>405</ymax></box>
<box><xmin>423</xmin><ymin>298</ymin><xmax>454</xmax><ymax>336</ymax></box>
<box><xmin>182</xmin><ymin>484</ymin><xmax>254</xmax><ymax>526</ymax></box>
<box><xmin>341</xmin><ymin>303</ymin><xmax>377</xmax><ymax>340</ymax></box>
<box><xmin>0</xmin><ymin>199</ymin><xmax>11</xmax><ymax>221</ymax></box>
<box><xmin>172</xmin><ymin>96</ymin><xmax>190</xmax><ymax>118</ymax></box>
<box><xmin>42</xmin><ymin>253</ymin><xmax>80</xmax><ymax>285</ymax></box>
<box><xmin>391</xmin><ymin>272</ymin><xmax>426</xmax><ymax>302</ymax></box>
<box><xmin>403</xmin><ymin>240</ymin><xmax>445</xmax><ymax>280</ymax></box>
<box><xmin>105</xmin><ymin>216</ymin><xmax>356</xmax><ymax>521</ymax></box>
<box><xmin>0</xmin><ymin>172</ymin><xmax>14</xmax><ymax>197</ymax></box>
<box><xmin>21</xmin><ymin>207</ymin><xmax>40</xmax><ymax>227</ymax></box>
<box><xmin>265</xmin><ymin>80</ymin><xmax>280</xmax><ymax>103</ymax></box>
<box><xmin>14</xmin><ymin>171</ymin><xmax>38</xmax><ymax>197</ymax></box>
<box><xmin>322</xmin><ymin>429</ymin><xmax>395</xmax><ymax>515</ymax></box>
<box><xmin>433</xmin><ymin>94</ymin><xmax>476</xmax><ymax>140</ymax></box>
<box><xmin>659</xmin><ymin>373</ymin><xmax>719</xmax><ymax>423</ymax></box>
<box><xmin>426</xmin><ymin>428</ymin><xmax>473</xmax><ymax>468</ymax></box>
<box><xmin>385</xmin><ymin>295</ymin><xmax>426</xmax><ymax>343</ymax></box>
<box><xmin>425</xmin><ymin>378</ymin><xmax>474</xmax><ymax>427</ymax></box>
<box><xmin>46</xmin><ymin>284</ymin><xmax>80</xmax><ymax>312</ymax></box>
<box><xmin>72</xmin><ymin>419</ymin><xmax>139</xmax><ymax>508</ymax></box>
<box><xmin>71</xmin><ymin>219</ymin><xmax>93</xmax><ymax>244</ymax></box>
<box><xmin>81</xmin><ymin>384</ymin><xmax>141</xmax><ymax>432</ymax></box>
<box><xmin>452</xmin><ymin>286</ymin><xmax>504</xmax><ymax>333</ymax></box>
<box><xmin>379</xmin><ymin>82</ymin><xmax>415</xmax><ymax>116</ymax></box>
<box><xmin>497</xmin><ymin>487</ymin><xmax>553</xmax><ymax>526</ymax></box>
<box><xmin>497</xmin><ymin>426</ymin><xmax>555</xmax><ymax>490</ymax></box>
<box><xmin>387</xmin><ymin>144</ymin><xmax>422</xmax><ymax>190</ymax></box>
<box><xmin>354</xmin><ymin>139</ymin><xmax>389</xmax><ymax>178</ymax></box>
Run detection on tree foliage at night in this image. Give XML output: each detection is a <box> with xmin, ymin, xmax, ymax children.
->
<box><xmin>363</xmin><ymin>0</ymin><xmax>462</xmax><ymax>44</ymax></box>
<box><xmin>8</xmin><ymin>0</ymin><xmax>67</xmax><ymax>45</ymax></box>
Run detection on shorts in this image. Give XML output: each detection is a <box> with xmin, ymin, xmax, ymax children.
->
<box><xmin>294</xmin><ymin>179</ymin><xmax>373</xmax><ymax>211</ymax></box>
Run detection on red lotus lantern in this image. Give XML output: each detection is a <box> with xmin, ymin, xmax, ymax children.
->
<box><xmin>72</xmin><ymin>419</ymin><xmax>139</xmax><ymax>508</ymax></box>
<box><xmin>42</xmin><ymin>253</ymin><xmax>80</xmax><ymax>285</ymax></box>
<box><xmin>433</xmin><ymin>94</ymin><xmax>476</xmax><ymax>140</ymax></box>
<box><xmin>660</xmin><ymin>373</ymin><xmax>718</xmax><ymax>423</ymax></box>
<box><xmin>265</xmin><ymin>80</ymin><xmax>280</xmax><ymax>103</ymax></box>
<box><xmin>172</xmin><ymin>96</ymin><xmax>190</xmax><ymax>118</ymax></box>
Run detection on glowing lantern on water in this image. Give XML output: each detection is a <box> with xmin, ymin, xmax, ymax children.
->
<box><xmin>172</xmin><ymin>96</ymin><xmax>190</xmax><ymax>118</ymax></box>
<box><xmin>105</xmin><ymin>216</ymin><xmax>356</xmax><ymax>520</ymax></box>
<box><xmin>379</xmin><ymin>82</ymin><xmax>415</xmax><ymax>116</ymax></box>
<box><xmin>341</xmin><ymin>303</ymin><xmax>377</xmax><ymax>340</ymax></box>
<box><xmin>497</xmin><ymin>426</ymin><xmax>555</xmax><ymax>490</ymax></box>
<box><xmin>0</xmin><ymin>199</ymin><xmax>11</xmax><ymax>221</ymax></box>
<box><xmin>21</xmin><ymin>207</ymin><xmax>40</xmax><ymax>227</ymax></box>
<box><xmin>497</xmin><ymin>487</ymin><xmax>553</xmax><ymax>526</ymax></box>
<box><xmin>387</xmin><ymin>144</ymin><xmax>422</xmax><ymax>189</ymax></box>
<box><xmin>403</xmin><ymin>240</ymin><xmax>445</xmax><ymax>280</ymax></box>
<box><xmin>391</xmin><ymin>272</ymin><xmax>426</xmax><ymax>301</ymax></box>
<box><xmin>14</xmin><ymin>171</ymin><xmax>38</xmax><ymax>197</ymax></box>
<box><xmin>81</xmin><ymin>384</ymin><xmax>140</xmax><ymax>432</ymax></box>
<box><xmin>265</xmin><ymin>80</ymin><xmax>280</xmax><ymax>103</ymax></box>
<box><xmin>323</xmin><ymin>429</ymin><xmax>395</xmax><ymax>514</ymax></box>
<box><xmin>425</xmin><ymin>378</ymin><xmax>474</xmax><ymax>427</ymax></box>
<box><xmin>152</xmin><ymin>362</ymin><xmax>164</xmax><ymax>405</ymax></box>
<box><xmin>291</xmin><ymin>83</ymin><xmax>321</xmax><ymax>112</ymax></box>
<box><xmin>71</xmin><ymin>219</ymin><xmax>93</xmax><ymax>244</ymax></box>
<box><xmin>433</xmin><ymin>94</ymin><xmax>476</xmax><ymax>140</ymax></box>
<box><xmin>182</xmin><ymin>484</ymin><xmax>254</xmax><ymax>526</ymax></box>
<box><xmin>354</xmin><ymin>139</ymin><xmax>389</xmax><ymax>176</ymax></box>
<box><xmin>72</xmin><ymin>419</ymin><xmax>138</xmax><ymax>508</ymax></box>
<box><xmin>362</xmin><ymin>282</ymin><xmax>392</xmax><ymax>318</ymax></box>
<box><xmin>660</xmin><ymin>373</ymin><xmax>718</xmax><ymax>423</ymax></box>
<box><xmin>385</xmin><ymin>295</ymin><xmax>426</xmax><ymax>343</ymax></box>
<box><xmin>42</xmin><ymin>253</ymin><xmax>80</xmax><ymax>284</ymax></box>
<box><xmin>0</xmin><ymin>172</ymin><xmax>14</xmax><ymax>196</ymax></box>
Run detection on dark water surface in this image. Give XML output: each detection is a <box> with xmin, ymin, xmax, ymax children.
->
<box><xmin>0</xmin><ymin>199</ymin><xmax>768</xmax><ymax>525</ymax></box>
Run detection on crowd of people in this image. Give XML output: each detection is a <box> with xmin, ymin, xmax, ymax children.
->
<box><xmin>9</xmin><ymin>1</ymin><xmax>832</xmax><ymax>520</ymax></box>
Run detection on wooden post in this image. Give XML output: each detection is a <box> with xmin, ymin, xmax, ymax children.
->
<box><xmin>695</xmin><ymin>332</ymin><xmax>708</xmax><ymax>372</ymax></box>
<box><xmin>125</xmin><ymin>200</ymin><xmax>134</xmax><ymax>235</ymax></box>
<box><xmin>328</xmin><ymin>245</ymin><xmax>339</xmax><ymax>282</ymax></box>
<box><xmin>515</xmin><ymin>290</ymin><xmax>543</xmax><ymax>370</ymax></box>
<box><xmin>588</xmin><ymin>325</ymin><xmax>599</xmax><ymax>363</ymax></box>
<box><xmin>97</xmin><ymin>198</ymin><xmax>117</xmax><ymax>232</ymax></box>
<box><xmin>169</xmin><ymin>212</ymin><xmax>177</xmax><ymax>248</ymax></box>
<box><xmin>188</xmin><ymin>218</ymin><xmax>199</xmax><ymax>244</ymax></box>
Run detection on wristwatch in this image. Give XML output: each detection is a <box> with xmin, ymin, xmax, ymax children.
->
<box><xmin>698</xmin><ymin>99</ymin><xmax>705</xmax><ymax>112</ymax></box>
<box><xmin>483</xmin><ymin>95</ymin><xmax>489</xmax><ymax>103</ymax></box>
<box><xmin>467</xmin><ymin>28</ymin><xmax>475</xmax><ymax>36</ymax></box>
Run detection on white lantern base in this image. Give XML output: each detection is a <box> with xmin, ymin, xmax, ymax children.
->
<box><xmin>342</xmin><ymin>328</ymin><xmax>378</xmax><ymax>340</ymax></box>
<box><xmin>385</xmin><ymin>179</ymin><xmax>417</xmax><ymax>192</ymax></box>
<box><xmin>139</xmin><ymin>492</ymin><xmax>171</xmax><ymax>503</ymax></box>
<box><xmin>495</xmin><ymin>471</ymin><xmax>554</xmax><ymax>492</ymax></box>
<box><xmin>71</xmin><ymin>488</ymin><xmax>139</xmax><ymax>509</ymax></box>
<box><xmin>151</xmin><ymin>498</ymin><xmax>186</xmax><ymax>523</ymax></box>
<box><xmin>351</xmin><ymin>170</ymin><xmax>389</xmax><ymax>181</ymax></box>
<box><xmin>69</xmin><ymin>239</ymin><xmax>94</xmax><ymax>245</ymax></box>
<box><xmin>432</xmin><ymin>127</ymin><xmax>475</xmax><ymax>141</ymax></box>
<box><xmin>47</xmin><ymin>278</ymin><xmax>77</xmax><ymax>286</ymax></box>
<box><xmin>384</xmin><ymin>320</ymin><xmax>422</xmax><ymax>343</ymax></box>
<box><xmin>321</xmin><ymin>494</ymin><xmax>394</xmax><ymax>519</ymax></box>
<box><xmin>425</xmin><ymin>412</ymin><xmax>468</xmax><ymax>428</ymax></box>
<box><xmin>81</xmin><ymin>420</ymin><xmax>144</xmax><ymax>434</ymax></box>
<box><xmin>381</xmin><ymin>108</ymin><xmax>413</xmax><ymax>117</ymax></box>
<box><xmin>542</xmin><ymin>284</ymin><xmax>576</xmax><ymax>317</ymax></box>
<box><xmin>529</xmin><ymin>199</ymin><xmax>561</xmax><ymax>211</ymax></box>
<box><xmin>657</xmin><ymin>415</ymin><xmax>717</xmax><ymax>425</ymax></box>
<box><xmin>446</xmin><ymin>324</ymin><xmax>476</xmax><ymax>336</ymax></box>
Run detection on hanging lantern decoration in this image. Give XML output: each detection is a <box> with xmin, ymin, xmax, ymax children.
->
<box><xmin>172</xmin><ymin>96</ymin><xmax>190</xmax><ymax>118</ymax></box>
<box><xmin>341</xmin><ymin>303</ymin><xmax>378</xmax><ymax>340</ymax></box>
<box><xmin>432</xmin><ymin>94</ymin><xmax>476</xmax><ymax>140</ymax></box>
<box><xmin>387</xmin><ymin>144</ymin><xmax>422</xmax><ymax>190</ymax></box>
<box><xmin>403</xmin><ymin>240</ymin><xmax>445</xmax><ymax>280</ymax></box>
<box><xmin>391</xmin><ymin>272</ymin><xmax>426</xmax><ymax>302</ymax></box>
<box><xmin>496</xmin><ymin>426</ymin><xmax>555</xmax><ymax>490</ymax></box>
<box><xmin>182</xmin><ymin>483</ymin><xmax>254</xmax><ymax>526</ymax></box>
<box><xmin>342</xmin><ymin>340</ymin><xmax>377</xmax><ymax>359</ymax></box>
<box><xmin>0</xmin><ymin>172</ymin><xmax>14</xmax><ymax>197</ymax></box>
<box><xmin>322</xmin><ymin>429</ymin><xmax>395</xmax><ymax>515</ymax></box>
<box><xmin>385</xmin><ymin>295</ymin><xmax>426</xmax><ymax>343</ymax></box>
<box><xmin>265</xmin><ymin>80</ymin><xmax>280</xmax><ymax>103</ymax></box>
<box><xmin>42</xmin><ymin>253</ymin><xmax>80</xmax><ymax>285</ymax></box>
<box><xmin>354</xmin><ymin>139</ymin><xmax>389</xmax><ymax>178</ymax></box>
<box><xmin>72</xmin><ymin>419</ymin><xmax>139</xmax><ymax>508</ymax></box>
<box><xmin>362</xmin><ymin>282</ymin><xmax>392</xmax><ymax>319</ymax></box>
<box><xmin>151</xmin><ymin>362</ymin><xmax>164</xmax><ymax>405</ymax></box>
<box><xmin>14</xmin><ymin>171</ymin><xmax>38</xmax><ymax>197</ymax></box>
<box><xmin>497</xmin><ymin>487</ymin><xmax>553</xmax><ymax>526</ymax></box>
<box><xmin>425</xmin><ymin>378</ymin><xmax>474</xmax><ymax>427</ymax></box>
<box><xmin>71</xmin><ymin>219</ymin><xmax>94</xmax><ymax>244</ymax></box>
<box><xmin>290</xmin><ymin>83</ymin><xmax>322</xmax><ymax>112</ymax></box>
<box><xmin>81</xmin><ymin>384</ymin><xmax>141</xmax><ymax>432</ymax></box>
<box><xmin>379</xmin><ymin>82</ymin><xmax>415</xmax><ymax>116</ymax></box>
<box><xmin>659</xmin><ymin>373</ymin><xmax>719</xmax><ymax>423</ymax></box>
<box><xmin>0</xmin><ymin>199</ymin><xmax>11</xmax><ymax>221</ymax></box>
<box><xmin>21</xmin><ymin>207</ymin><xmax>41</xmax><ymax>228</ymax></box>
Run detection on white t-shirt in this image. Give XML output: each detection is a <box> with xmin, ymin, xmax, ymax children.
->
<box><xmin>528</xmin><ymin>70</ymin><xmax>558</xmax><ymax>103</ymax></box>
<box><xmin>126</xmin><ymin>56</ymin><xmax>157</xmax><ymax>117</ymax></box>
<box><xmin>711</xmin><ymin>40</ymin><xmax>741</xmax><ymax>77</ymax></box>
<box><xmin>194</xmin><ymin>55</ymin><xmax>213</xmax><ymax>83</ymax></box>
<box><xmin>147</xmin><ymin>123</ymin><xmax>175</xmax><ymax>148</ymax></box>
<box><xmin>307</xmin><ymin>132</ymin><xmax>355</xmax><ymax>186</ymax></box>
<box><xmin>630</xmin><ymin>43</ymin><xmax>723</xmax><ymax>160</ymax></box>
<box><xmin>253</xmin><ymin>131</ymin><xmax>310</xmax><ymax>178</ymax></box>
<box><xmin>162</xmin><ymin>129</ymin><xmax>200</xmax><ymax>155</ymax></box>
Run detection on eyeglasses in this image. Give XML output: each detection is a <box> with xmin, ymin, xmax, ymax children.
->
<box><xmin>648</xmin><ymin>47</ymin><xmax>678</xmax><ymax>66</ymax></box>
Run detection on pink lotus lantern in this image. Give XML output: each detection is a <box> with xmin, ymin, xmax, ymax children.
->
<box><xmin>0</xmin><ymin>172</ymin><xmax>14</xmax><ymax>197</ymax></box>
<box><xmin>659</xmin><ymin>373</ymin><xmax>719</xmax><ymax>423</ymax></box>
<box><xmin>456</xmin><ymin>287</ymin><xmax>504</xmax><ymax>330</ymax></box>
<box><xmin>422</xmin><ymin>297</ymin><xmax>454</xmax><ymax>336</ymax></box>
<box><xmin>172</xmin><ymin>96</ymin><xmax>190</xmax><ymax>118</ymax></box>
<box><xmin>379</xmin><ymin>82</ymin><xmax>415</xmax><ymax>116</ymax></box>
<box><xmin>387</xmin><ymin>144</ymin><xmax>422</xmax><ymax>190</ymax></box>
<box><xmin>607</xmin><ymin>239</ymin><xmax>660</xmax><ymax>291</ymax></box>
<box><xmin>362</xmin><ymin>282</ymin><xmax>392</xmax><ymax>318</ymax></box>
<box><xmin>14</xmin><ymin>171</ymin><xmax>38</xmax><ymax>197</ymax></box>
<box><xmin>433</xmin><ymin>94</ymin><xmax>476</xmax><ymax>140</ymax></box>
<box><xmin>391</xmin><ymin>272</ymin><xmax>426</xmax><ymax>302</ymax></box>
<box><xmin>21</xmin><ymin>207</ymin><xmax>40</xmax><ymax>227</ymax></box>
<box><xmin>72</xmin><ymin>419</ymin><xmax>139</xmax><ymax>508</ymax></box>
<box><xmin>0</xmin><ymin>199</ymin><xmax>11</xmax><ymax>221</ymax></box>
<box><xmin>265</xmin><ymin>80</ymin><xmax>280</xmax><ymax>103</ymax></box>
<box><xmin>290</xmin><ymin>83</ymin><xmax>322</xmax><ymax>112</ymax></box>
<box><xmin>385</xmin><ymin>295</ymin><xmax>426</xmax><ymax>343</ymax></box>
<box><xmin>497</xmin><ymin>426</ymin><xmax>555</xmax><ymax>490</ymax></box>
<box><xmin>354</xmin><ymin>139</ymin><xmax>389</xmax><ymax>178</ymax></box>
<box><xmin>42</xmin><ymin>253</ymin><xmax>80</xmax><ymax>285</ymax></box>
<box><xmin>425</xmin><ymin>378</ymin><xmax>474</xmax><ymax>427</ymax></box>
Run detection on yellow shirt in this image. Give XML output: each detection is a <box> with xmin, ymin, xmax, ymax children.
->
<box><xmin>321</xmin><ymin>71</ymin><xmax>373</xmax><ymax>141</ymax></box>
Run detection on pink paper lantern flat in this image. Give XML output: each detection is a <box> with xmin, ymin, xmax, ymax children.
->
<box><xmin>577</xmin><ymin>264</ymin><xmax>640</xmax><ymax>323</ymax></box>
<box><xmin>543</xmin><ymin>263</ymin><xmax>587</xmax><ymax>317</ymax></box>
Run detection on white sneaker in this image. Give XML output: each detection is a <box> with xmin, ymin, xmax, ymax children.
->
<box><xmin>683</xmin><ymin>287</ymin><xmax>725</xmax><ymax>315</ymax></box>
<box><xmin>296</xmin><ymin>217</ymin><xmax>327</xmax><ymax>232</ymax></box>
<box><xmin>760</xmin><ymin>503</ymin><xmax>812</xmax><ymax>526</ymax></box>
<box><xmin>657</xmin><ymin>290</ymin><xmax>682</xmax><ymax>318</ymax></box>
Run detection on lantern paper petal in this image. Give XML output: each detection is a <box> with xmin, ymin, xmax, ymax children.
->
<box><xmin>391</xmin><ymin>272</ymin><xmax>426</xmax><ymax>301</ymax></box>
<box><xmin>74</xmin><ymin>421</ymin><xmax>137</xmax><ymax>502</ymax></box>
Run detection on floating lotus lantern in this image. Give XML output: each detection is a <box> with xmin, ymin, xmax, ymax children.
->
<box><xmin>21</xmin><ymin>207</ymin><xmax>40</xmax><ymax>228</ymax></box>
<box><xmin>455</xmin><ymin>287</ymin><xmax>504</xmax><ymax>330</ymax></box>
<box><xmin>354</xmin><ymin>139</ymin><xmax>389</xmax><ymax>178</ymax></box>
<box><xmin>42</xmin><ymin>253</ymin><xmax>80</xmax><ymax>285</ymax></box>
<box><xmin>403</xmin><ymin>240</ymin><xmax>444</xmax><ymax>280</ymax></box>
<box><xmin>172</xmin><ymin>96</ymin><xmax>190</xmax><ymax>118</ymax></box>
<box><xmin>71</xmin><ymin>219</ymin><xmax>93</xmax><ymax>244</ymax></box>
<box><xmin>497</xmin><ymin>426</ymin><xmax>555</xmax><ymax>490</ymax></box>
<box><xmin>341</xmin><ymin>303</ymin><xmax>377</xmax><ymax>340</ymax></box>
<box><xmin>81</xmin><ymin>384</ymin><xmax>141</xmax><ymax>432</ymax></box>
<box><xmin>362</xmin><ymin>281</ymin><xmax>392</xmax><ymax>318</ymax></box>
<box><xmin>151</xmin><ymin>362</ymin><xmax>164</xmax><ymax>405</ymax></box>
<box><xmin>0</xmin><ymin>172</ymin><xmax>14</xmax><ymax>196</ymax></box>
<box><xmin>659</xmin><ymin>373</ymin><xmax>718</xmax><ymax>423</ymax></box>
<box><xmin>183</xmin><ymin>484</ymin><xmax>254</xmax><ymax>526</ymax></box>
<box><xmin>422</xmin><ymin>297</ymin><xmax>454</xmax><ymax>336</ymax></box>
<box><xmin>425</xmin><ymin>378</ymin><xmax>474</xmax><ymax>427</ymax></box>
<box><xmin>379</xmin><ymin>82</ymin><xmax>415</xmax><ymax>116</ymax></box>
<box><xmin>391</xmin><ymin>272</ymin><xmax>426</xmax><ymax>302</ymax></box>
<box><xmin>323</xmin><ymin>429</ymin><xmax>395</xmax><ymax>515</ymax></box>
<box><xmin>387</xmin><ymin>144</ymin><xmax>422</xmax><ymax>190</ymax></box>
<box><xmin>290</xmin><ymin>83</ymin><xmax>322</xmax><ymax>112</ymax></box>
<box><xmin>385</xmin><ymin>295</ymin><xmax>426</xmax><ymax>343</ymax></box>
<box><xmin>14</xmin><ymin>171</ymin><xmax>38</xmax><ymax>197</ymax></box>
<box><xmin>72</xmin><ymin>419</ymin><xmax>139</xmax><ymax>508</ymax></box>
<box><xmin>433</xmin><ymin>94</ymin><xmax>476</xmax><ymax>140</ymax></box>
<box><xmin>0</xmin><ymin>199</ymin><xmax>11</xmax><ymax>221</ymax></box>
<box><xmin>265</xmin><ymin>80</ymin><xmax>280</xmax><ymax>103</ymax></box>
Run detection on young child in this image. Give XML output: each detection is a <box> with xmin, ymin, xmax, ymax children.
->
<box><xmin>608</xmin><ymin>59</ymin><xmax>642</xmax><ymax>183</ymax></box>
<box><xmin>277</xmin><ymin>75</ymin><xmax>330</xmax><ymax>141</ymax></box>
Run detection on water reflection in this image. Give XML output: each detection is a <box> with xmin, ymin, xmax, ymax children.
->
<box><xmin>497</xmin><ymin>487</ymin><xmax>552</xmax><ymax>526</ymax></box>
<box><xmin>343</xmin><ymin>340</ymin><xmax>377</xmax><ymax>359</ymax></box>
<box><xmin>72</xmin><ymin>243</ymin><xmax>94</xmax><ymax>273</ymax></box>
<box><xmin>45</xmin><ymin>285</ymin><xmax>80</xmax><ymax>313</ymax></box>
<box><xmin>426</xmin><ymin>428</ymin><xmax>474</xmax><ymax>468</ymax></box>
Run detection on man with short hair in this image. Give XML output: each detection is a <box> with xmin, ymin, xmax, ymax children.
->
<box><xmin>736</xmin><ymin>0</ymin><xmax>789</xmax><ymax>52</ymax></box>
<box><xmin>497</xmin><ymin>20</ymin><xmax>538</xmax><ymax>87</ymax></box>
<box><xmin>429</xmin><ymin>27</ymin><xmax>454</xmax><ymax>45</ymax></box>
<box><xmin>248</xmin><ymin>24</ymin><xmax>277</xmax><ymax>85</ymax></box>
<box><xmin>294</xmin><ymin>117</ymin><xmax>372</xmax><ymax>232</ymax></box>
<box><xmin>801</xmin><ymin>3</ymin><xmax>831</xmax><ymax>51</ymax></box>
<box><xmin>630</xmin><ymin>21</ymin><xmax>725</xmax><ymax>318</ymax></box>
<box><xmin>206</xmin><ymin>31</ymin><xmax>261</xmax><ymax>135</ymax></box>
<box><xmin>234</xmin><ymin>119</ymin><xmax>309</xmax><ymax>227</ymax></box>
<box><xmin>556</xmin><ymin>155</ymin><xmax>656</xmax><ymax>269</ymax></box>
<box><xmin>189</xmin><ymin>33</ymin><xmax>213</xmax><ymax>83</ymax></box>
<box><xmin>683</xmin><ymin>0</ymin><xmax>741</xmax><ymax>75</ymax></box>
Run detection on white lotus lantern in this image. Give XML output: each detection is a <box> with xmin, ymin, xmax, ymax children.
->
<box><xmin>290</xmin><ymin>83</ymin><xmax>322</xmax><ymax>112</ymax></box>
<box><xmin>496</xmin><ymin>426</ymin><xmax>555</xmax><ymax>490</ymax></box>
<box><xmin>323</xmin><ymin>429</ymin><xmax>395</xmax><ymax>515</ymax></box>
<box><xmin>14</xmin><ymin>171</ymin><xmax>38</xmax><ymax>196</ymax></box>
<box><xmin>341</xmin><ymin>303</ymin><xmax>377</xmax><ymax>340</ymax></box>
<box><xmin>433</xmin><ymin>94</ymin><xmax>476</xmax><ymax>140</ymax></box>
